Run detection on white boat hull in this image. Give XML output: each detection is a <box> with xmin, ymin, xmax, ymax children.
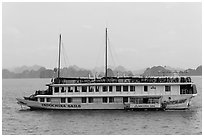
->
<box><xmin>17</xmin><ymin>98</ymin><xmax>125</xmax><ymax>110</ymax></box>
<box><xmin>16</xmin><ymin>96</ymin><xmax>194</xmax><ymax>110</ymax></box>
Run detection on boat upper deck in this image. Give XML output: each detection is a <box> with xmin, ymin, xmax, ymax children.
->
<box><xmin>51</xmin><ymin>76</ymin><xmax>192</xmax><ymax>85</ymax></box>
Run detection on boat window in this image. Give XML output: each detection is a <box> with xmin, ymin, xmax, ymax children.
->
<box><xmin>144</xmin><ymin>86</ymin><xmax>148</xmax><ymax>92</ymax></box>
<box><xmin>68</xmin><ymin>87</ymin><xmax>73</xmax><ymax>92</ymax></box>
<box><xmin>143</xmin><ymin>98</ymin><xmax>149</xmax><ymax>104</ymax></box>
<box><xmin>82</xmin><ymin>97</ymin><xmax>87</xmax><ymax>103</ymax></box>
<box><xmin>123</xmin><ymin>86</ymin><xmax>128</xmax><ymax>92</ymax></box>
<box><xmin>103</xmin><ymin>97</ymin><xmax>108</xmax><ymax>103</ymax></box>
<box><xmin>180</xmin><ymin>89</ymin><xmax>186</xmax><ymax>94</ymax></box>
<box><xmin>94</xmin><ymin>97</ymin><xmax>102</xmax><ymax>103</ymax></box>
<box><xmin>89</xmin><ymin>86</ymin><xmax>94</xmax><ymax>92</ymax></box>
<box><xmin>123</xmin><ymin>97</ymin><xmax>128</xmax><ymax>103</ymax></box>
<box><xmin>109</xmin><ymin>86</ymin><xmax>112</xmax><ymax>92</ymax></box>
<box><xmin>130</xmin><ymin>97</ymin><xmax>144</xmax><ymax>104</ymax></box>
<box><xmin>46</xmin><ymin>98</ymin><xmax>50</xmax><ymax>102</ymax></box>
<box><xmin>133</xmin><ymin>98</ymin><xmax>143</xmax><ymax>104</ymax></box>
<box><xmin>61</xmin><ymin>98</ymin><xmax>66</xmax><ymax>103</ymax></box>
<box><xmin>103</xmin><ymin>86</ymin><xmax>108</xmax><ymax>92</ymax></box>
<box><xmin>148</xmin><ymin>98</ymin><xmax>159</xmax><ymax>104</ymax></box>
<box><xmin>109</xmin><ymin>97</ymin><xmax>114</xmax><ymax>103</ymax></box>
<box><xmin>165</xmin><ymin>86</ymin><xmax>171</xmax><ymax>92</ymax></box>
<box><xmin>40</xmin><ymin>98</ymin><xmax>45</xmax><ymax>102</ymax></box>
<box><xmin>48</xmin><ymin>86</ymin><xmax>52</xmax><ymax>92</ymax></box>
<box><xmin>148</xmin><ymin>98</ymin><xmax>153</xmax><ymax>104</ymax></box>
<box><xmin>116</xmin><ymin>86</ymin><xmax>121</xmax><ymax>92</ymax></box>
<box><xmin>67</xmin><ymin>98</ymin><xmax>72</xmax><ymax>103</ymax></box>
<box><xmin>139</xmin><ymin>98</ymin><xmax>143</xmax><ymax>104</ymax></box>
<box><xmin>88</xmin><ymin>97</ymin><xmax>93</xmax><ymax>103</ymax></box>
<box><xmin>54</xmin><ymin>87</ymin><xmax>59</xmax><ymax>93</ymax></box>
<box><xmin>130</xmin><ymin>97</ymin><xmax>135</xmax><ymax>103</ymax></box>
<box><xmin>130</xmin><ymin>86</ymin><xmax>135</xmax><ymax>92</ymax></box>
<box><xmin>132</xmin><ymin>98</ymin><xmax>139</xmax><ymax>104</ymax></box>
<box><xmin>82</xmin><ymin>86</ymin><xmax>87</xmax><ymax>92</ymax></box>
<box><xmin>180</xmin><ymin>85</ymin><xmax>194</xmax><ymax>94</ymax></box>
<box><xmin>75</xmin><ymin>86</ymin><xmax>80</xmax><ymax>92</ymax></box>
<box><xmin>95</xmin><ymin>86</ymin><xmax>99</xmax><ymax>92</ymax></box>
<box><xmin>61</xmin><ymin>87</ymin><xmax>66</xmax><ymax>93</ymax></box>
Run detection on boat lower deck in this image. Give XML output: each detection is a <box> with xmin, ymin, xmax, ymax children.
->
<box><xmin>16</xmin><ymin>94</ymin><xmax>193</xmax><ymax>110</ymax></box>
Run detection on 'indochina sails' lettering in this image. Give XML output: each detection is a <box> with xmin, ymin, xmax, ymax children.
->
<box><xmin>42</xmin><ymin>104</ymin><xmax>81</xmax><ymax>108</ymax></box>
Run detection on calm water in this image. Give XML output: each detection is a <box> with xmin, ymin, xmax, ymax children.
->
<box><xmin>2</xmin><ymin>77</ymin><xmax>202</xmax><ymax>135</ymax></box>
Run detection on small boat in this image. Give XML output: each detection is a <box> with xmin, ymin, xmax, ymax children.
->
<box><xmin>16</xmin><ymin>28</ymin><xmax>197</xmax><ymax>110</ymax></box>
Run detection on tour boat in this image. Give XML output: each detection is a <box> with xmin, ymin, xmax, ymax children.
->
<box><xmin>16</xmin><ymin>28</ymin><xmax>197</xmax><ymax>110</ymax></box>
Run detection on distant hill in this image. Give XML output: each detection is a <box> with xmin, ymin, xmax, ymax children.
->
<box><xmin>2</xmin><ymin>65</ymin><xmax>134</xmax><ymax>79</ymax></box>
<box><xmin>7</xmin><ymin>65</ymin><xmax>43</xmax><ymax>73</ymax></box>
<box><xmin>2</xmin><ymin>66</ymin><xmax>93</xmax><ymax>79</ymax></box>
<box><xmin>3</xmin><ymin>67</ymin><xmax>48</xmax><ymax>78</ymax></box>
<box><xmin>114</xmin><ymin>65</ymin><xmax>127</xmax><ymax>72</ymax></box>
<box><xmin>142</xmin><ymin>65</ymin><xmax>202</xmax><ymax>76</ymax></box>
<box><xmin>132</xmin><ymin>66</ymin><xmax>185</xmax><ymax>76</ymax></box>
<box><xmin>164</xmin><ymin>66</ymin><xmax>185</xmax><ymax>71</ymax></box>
<box><xmin>142</xmin><ymin>66</ymin><xmax>172</xmax><ymax>76</ymax></box>
<box><xmin>2</xmin><ymin>65</ymin><xmax>202</xmax><ymax>79</ymax></box>
<box><xmin>183</xmin><ymin>65</ymin><xmax>202</xmax><ymax>76</ymax></box>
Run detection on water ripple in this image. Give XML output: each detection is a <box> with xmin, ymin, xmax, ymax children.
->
<box><xmin>2</xmin><ymin>77</ymin><xmax>202</xmax><ymax>135</ymax></box>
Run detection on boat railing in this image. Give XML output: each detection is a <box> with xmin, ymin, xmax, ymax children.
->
<box><xmin>53</xmin><ymin>76</ymin><xmax>192</xmax><ymax>84</ymax></box>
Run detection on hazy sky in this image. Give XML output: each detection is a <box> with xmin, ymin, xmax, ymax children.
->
<box><xmin>2</xmin><ymin>2</ymin><xmax>202</xmax><ymax>70</ymax></box>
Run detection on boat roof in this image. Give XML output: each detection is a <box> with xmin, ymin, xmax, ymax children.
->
<box><xmin>46</xmin><ymin>76</ymin><xmax>193</xmax><ymax>86</ymax></box>
<box><xmin>36</xmin><ymin>94</ymin><xmax>162</xmax><ymax>98</ymax></box>
<box><xmin>50</xmin><ymin>82</ymin><xmax>194</xmax><ymax>87</ymax></box>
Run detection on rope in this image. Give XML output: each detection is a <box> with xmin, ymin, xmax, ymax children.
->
<box><xmin>61</xmin><ymin>42</ymin><xmax>71</xmax><ymax>68</ymax></box>
<box><xmin>108</xmin><ymin>37</ymin><xmax>117</xmax><ymax>69</ymax></box>
<box><xmin>108</xmin><ymin>38</ymin><xmax>120</xmax><ymax>68</ymax></box>
<box><xmin>61</xmin><ymin>42</ymin><xmax>67</xmax><ymax>68</ymax></box>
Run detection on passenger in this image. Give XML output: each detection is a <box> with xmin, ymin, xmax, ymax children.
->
<box><xmin>180</xmin><ymin>77</ymin><xmax>182</xmax><ymax>83</ymax></box>
<box><xmin>188</xmin><ymin>77</ymin><xmax>191</xmax><ymax>82</ymax></box>
<box><xmin>147</xmin><ymin>78</ymin><xmax>150</xmax><ymax>83</ymax></box>
<box><xmin>170</xmin><ymin>78</ymin><xmax>173</xmax><ymax>83</ymax></box>
<box><xmin>156</xmin><ymin>77</ymin><xmax>159</xmax><ymax>83</ymax></box>
<box><xmin>183</xmin><ymin>77</ymin><xmax>186</xmax><ymax>83</ymax></box>
<box><xmin>167</xmin><ymin>77</ymin><xmax>170</xmax><ymax>83</ymax></box>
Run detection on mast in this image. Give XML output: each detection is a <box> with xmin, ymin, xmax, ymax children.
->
<box><xmin>105</xmin><ymin>28</ymin><xmax>108</xmax><ymax>81</ymax></box>
<box><xmin>58</xmin><ymin>34</ymin><xmax>61</xmax><ymax>78</ymax></box>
